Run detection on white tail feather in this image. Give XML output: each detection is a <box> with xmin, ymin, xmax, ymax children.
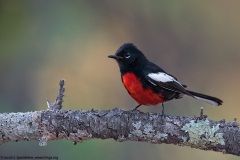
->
<box><xmin>194</xmin><ymin>96</ymin><xmax>219</xmax><ymax>106</ymax></box>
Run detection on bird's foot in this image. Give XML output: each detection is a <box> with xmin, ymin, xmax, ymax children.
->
<box><xmin>132</xmin><ymin>104</ymin><xmax>142</xmax><ymax>111</ymax></box>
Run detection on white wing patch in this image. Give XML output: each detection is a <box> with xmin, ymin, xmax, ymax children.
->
<box><xmin>148</xmin><ymin>72</ymin><xmax>182</xmax><ymax>85</ymax></box>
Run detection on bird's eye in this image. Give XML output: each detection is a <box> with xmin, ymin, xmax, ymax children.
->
<box><xmin>124</xmin><ymin>53</ymin><xmax>130</xmax><ymax>58</ymax></box>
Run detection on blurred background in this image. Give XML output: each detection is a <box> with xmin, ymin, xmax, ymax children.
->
<box><xmin>0</xmin><ymin>0</ymin><xmax>239</xmax><ymax>159</ymax></box>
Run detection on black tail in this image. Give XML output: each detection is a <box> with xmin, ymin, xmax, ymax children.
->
<box><xmin>187</xmin><ymin>90</ymin><xmax>223</xmax><ymax>106</ymax></box>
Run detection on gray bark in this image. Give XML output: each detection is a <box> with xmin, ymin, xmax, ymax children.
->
<box><xmin>1</xmin><ymin>80</ymin><xmax>239</xmax><ymax>156</ymax></box>
<box><xmin>0</xmin><ymin>109</ymin><xmax>239</xmax><ymax>156</ymax></box>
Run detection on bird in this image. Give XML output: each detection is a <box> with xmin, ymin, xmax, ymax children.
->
<box><xmin>108</xmin><ymin>43</ymin><xmax>223</xmax><ymax>114</ymax></box>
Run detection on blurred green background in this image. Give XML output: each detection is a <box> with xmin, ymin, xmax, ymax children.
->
<box><xmin>0</xmin><ymin>0</ymin><xmax>239</xmax><ymax>159</ymax></box>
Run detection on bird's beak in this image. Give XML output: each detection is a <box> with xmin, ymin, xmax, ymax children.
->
<box><xmin>108</xmin><ymin>54</ymin><xmax>122</xmax><ymax>60</ymax></box>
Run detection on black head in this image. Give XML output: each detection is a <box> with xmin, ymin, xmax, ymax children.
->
<box><xmin>108</xmin><ymin>43</ymin><xmax>147</xmax><ymax>70</ymax></box>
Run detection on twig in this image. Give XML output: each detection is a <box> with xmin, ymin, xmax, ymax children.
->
<box><xmin>47</xmin><ymin>79</ymin><xmax>65</xmax><ymax>110</ymax></box>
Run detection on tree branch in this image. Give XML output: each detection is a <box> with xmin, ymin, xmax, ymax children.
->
<box><xmin>0</xmin><ymin>80</ymin><xmax>239</xmax><ymax>156</ymax></box>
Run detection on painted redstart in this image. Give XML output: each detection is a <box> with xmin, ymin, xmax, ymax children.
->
<box><xmin>108</xmin><ymin>43</ymin><xmax>223</xmax><ymax>112</ymax></box>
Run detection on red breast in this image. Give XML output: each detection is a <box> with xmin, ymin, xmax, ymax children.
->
<box><xmin>122</xmin><ymin>72</ymin><xmax>164</xmax><ymax>106</ymax></box>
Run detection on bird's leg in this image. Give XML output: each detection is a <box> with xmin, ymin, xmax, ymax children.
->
<box><xmin>161</xmin><ymin>103</ymin><xmax>165</xmax><ymax>117</ymax></box>
<box><xmin>159</xmin><ymin>103</ymin><xmax>168</xmax><ymax>124</ymax></box>
<box><xmin>132</xmin><ymin>104</ymin><xmax>142</xmax><ymax>110</ymax></box>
